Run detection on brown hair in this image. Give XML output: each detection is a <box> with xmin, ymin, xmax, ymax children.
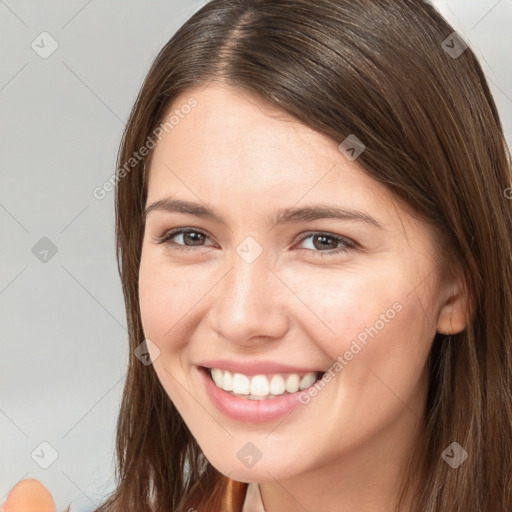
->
<box><xmin>94</xmin><ymin>0</ymin><xmax>512</xmax><ymax>510</ymax></box>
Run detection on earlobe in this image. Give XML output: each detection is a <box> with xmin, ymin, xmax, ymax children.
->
<box><xmin>436</xmin><ymin>283</ymin><xmax>468</xmax><ymax>335</ymax></box>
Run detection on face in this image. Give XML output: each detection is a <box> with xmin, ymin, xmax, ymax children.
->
<box><xmin>138</xmin><ymin>83</ymin><xmax>465</xmax><ymax>485</ymax></box>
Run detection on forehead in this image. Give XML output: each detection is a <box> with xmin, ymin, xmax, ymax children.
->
<box><xmin>149</xmin><ymin>85</ymin><xmax>381</xmax><ymax>198</ymax></box>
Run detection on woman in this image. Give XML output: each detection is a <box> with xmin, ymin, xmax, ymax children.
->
<box><xmin>95</xmin><ymin>0</ymin><xmax>512</xmax><ymax>510</ymax></box>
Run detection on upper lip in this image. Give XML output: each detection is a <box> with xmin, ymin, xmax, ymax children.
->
<box><xmin>198</xmin><ymin>359</ymin><xmax>325</xmax><ymax>376</ymax></box>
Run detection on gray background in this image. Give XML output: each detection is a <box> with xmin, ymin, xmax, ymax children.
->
<box><xmin>1</xmin><ymin>1</ymin><xmax>510</xmax><ymax>510</ymax></box>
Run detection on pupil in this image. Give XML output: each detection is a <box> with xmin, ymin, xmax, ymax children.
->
<box><xmin>185</xmin><ymin>232</ymin><xmax>203</xmax><ymax>245</ymax></box>
<box><xmin>314</xmin><ymin>235</ymin><xmax>336</xmax><ymax>250</ymax></box>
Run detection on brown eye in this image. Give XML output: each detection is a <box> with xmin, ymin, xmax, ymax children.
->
<box><xmin>180</xmin><ymin>231</ymin><xmax>206</xmax><ymax>246</ymax></box>
<box><xmin>154</xmin><ymin>229</ymin><xmax>213</xmax><ymax>250</ymax></box>
<box><xmin>312</xmin><ymin>234</ymin><xmax>340</xmax><ymax>250</ymax></box>
<box><xmin>296</xmin><ymin>232</ymin><xmax>357</xmax><ymax>257</ymax></box>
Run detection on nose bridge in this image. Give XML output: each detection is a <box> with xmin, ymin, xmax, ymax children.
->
<box><xmin>210</xmin><ymin>239</ymin><xmax>288</xmax><ymax>343</ymax></box>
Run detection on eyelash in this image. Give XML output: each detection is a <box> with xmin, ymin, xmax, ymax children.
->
<box><xmin>153</xmin><ymin>228</ymin><xmax>358</xmax><ymax>258</ymax></box>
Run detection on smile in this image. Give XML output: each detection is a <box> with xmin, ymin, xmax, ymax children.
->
<box><xmin>208</xmin><ymin>368</ymin><xmax>325</xmax><ymax>400</ymax></box>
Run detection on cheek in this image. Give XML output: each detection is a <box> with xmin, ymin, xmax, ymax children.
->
<box><xmin>287</xmin><ymin>265</ymin><xmax>409</xmax><ymax>344</ymax></box>
<box><xmin>138</xmin><ymin>252</ymin><xmax>204</xmax><ymax>341</ymax></box>
<box><xmin>303</xmin><ymin>278</ymin><xmax>433</xmax><ymax>432</ymax></box>
<box><xmin>291</xmin><ymin>263</ymin><xmax>435</xmax><ymax>371</ymax></box>
<box><xmin>138</xmin><ymin>257</ymin><xmax>198</xmax><ymax>411</ymax></box>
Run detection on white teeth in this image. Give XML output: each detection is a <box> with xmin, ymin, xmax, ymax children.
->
<box><xmin>250</xmin><ymin>375</ymin><xmax>270</xmax><ymax>396</ymax></box>
<box><xmin>269</xmin><ymin>374</ymin><xmax>286</xmax><ymax>395</ymax></box>
<box><xmin>211</xmin><ymin>368</ymin><xmax>223</xmax><ymax>388</ymax></box>
<box><xmin>232</xmin><ymin>373</ymin><xmax>250</xmax><ymax>394</ymax></box>
<box><xmin>223</xmin><ymin>370</ymin><xmax>233</xmax><ymax>391</ymax></box>
<box><xmin>285</xmin><ymin>374</ymin><xmax>300</xmax><ymax>393</ymax></box>
<box><xmin>209</xmin><ymin>368</ymin><xmax>320</xmax><ymax>398</ymax></box>
<box><xmin>299</xmin><ymin>372</ymin><xmax>317</xmax><ymax>390</ymax></box>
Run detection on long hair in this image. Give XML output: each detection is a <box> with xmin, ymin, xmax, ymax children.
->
<box><xmin>94</xmin><ymin>1</ymin><xmax>512</xmax><ymax>510</ymax></box>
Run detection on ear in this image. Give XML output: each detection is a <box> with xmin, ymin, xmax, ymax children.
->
<box><xmin>436</xmin><ymin>280</ymin><xmax>469</xmax><ymax>335</ymax></box>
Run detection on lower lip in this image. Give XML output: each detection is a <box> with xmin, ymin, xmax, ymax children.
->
<box><xmin>198</xmin><ymin>366</ymin><xmax>315</xmax><ymax>423</ymax></box>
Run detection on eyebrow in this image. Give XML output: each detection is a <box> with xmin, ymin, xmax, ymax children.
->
<box><xmin>144</xmin><ymin>197</ymin><xmax>385</xmax><ymax>230</ymax></box>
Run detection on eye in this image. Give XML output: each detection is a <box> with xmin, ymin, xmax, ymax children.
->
<box><xmin>294</xmin><ymin>232</ymin><xmax>357</xmax><ymax>258</ymax></box>
<box><xmin>153</xmin><ymin>228</ymin><xmax>358</xmax><ymax>257</ymax></box>
<box><xmin>153</xmin><ymin>228</ymin><xmax>213</xmax><ymax>252</ymax></box>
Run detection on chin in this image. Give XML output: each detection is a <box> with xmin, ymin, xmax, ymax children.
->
<box><xmin>204</xmin><ymin>447</ymin><xmax>300</xmax><ymax>483</ymax></box>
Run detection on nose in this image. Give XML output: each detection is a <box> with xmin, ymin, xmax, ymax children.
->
<box><xmin>208</xmin><ymin>247</ymin><xmax>290</xmax><ymax>346</ymax></box>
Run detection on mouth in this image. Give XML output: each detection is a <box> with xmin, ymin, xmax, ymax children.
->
<box><xmin>201</xmin><ymin>366</ymin><xmax>326</xmax><ymax>400</ymax></box>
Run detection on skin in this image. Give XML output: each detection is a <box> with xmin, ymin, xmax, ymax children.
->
<box><xmin>138</xmin><ymin>82</ymin><xmax>468</xmax><ymax>512</ymax></box>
